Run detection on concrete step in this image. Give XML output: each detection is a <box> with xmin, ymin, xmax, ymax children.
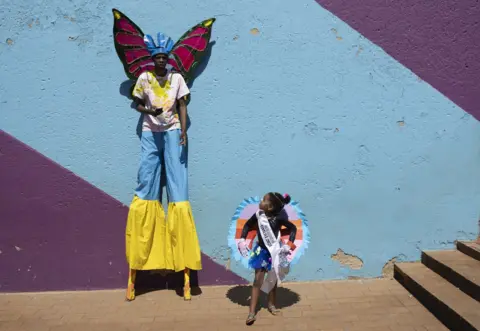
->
<box><xmin>422</xmin><ymin>250</ymin><xmax>480</xmax><ymax>301</ymax></box>
<box><xmin>457</xmin><ymin>241</ymin><xmax>480</xmax><ymax>261</ymax></box>
<box><xmin>395</xmin><ymin>262</ymin><xmax>480</xmax><ymax>331</ymax></box>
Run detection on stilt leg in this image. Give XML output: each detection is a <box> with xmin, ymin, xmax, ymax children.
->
<box><xmin>184</xmin><ymin>268</ymin><xmax>191</xmax><ymax>301</ymax></box>
<box><xmin>125</xmin><ymin>268</ymin><xmax>137</xmax><ymax>301</ymax></box>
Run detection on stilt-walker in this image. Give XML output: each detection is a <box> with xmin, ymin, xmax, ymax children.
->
<box><xmin>111</xmin><ymin>9</ymin><xmax>215</xmax><ymax>301</ymax></box>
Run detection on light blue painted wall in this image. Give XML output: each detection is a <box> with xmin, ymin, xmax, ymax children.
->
<box><xmin>1</xmin><ymin>0</ymin><xmax>479</xmax><ymax>281</ymax></box>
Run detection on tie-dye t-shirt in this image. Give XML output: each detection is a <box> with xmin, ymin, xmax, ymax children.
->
<box><xmin>132</xmin><ymin>70</ymin><xmax>190</xmax><ymax>132</ymax></box>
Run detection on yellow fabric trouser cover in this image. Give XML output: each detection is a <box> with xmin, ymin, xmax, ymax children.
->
<box><xmin>125</xmin><ymin>197</ymin><xmax>202</xmax><ymax>272</ymax></box>
<box><xmin>167</xmin><ymin>201</ymin><xmax>202</xmax><ymax>271</ymax></box>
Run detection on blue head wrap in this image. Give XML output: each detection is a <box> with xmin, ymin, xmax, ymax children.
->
<box><xmin>143</xmin><ymin>32</ymin><xmax>174</xmax><ymax>57</ymax></box>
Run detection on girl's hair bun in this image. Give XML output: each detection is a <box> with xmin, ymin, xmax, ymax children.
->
<box><xmin>283</xmin><ymin>193</ymin><xmax>291</xmax><ymax>204</ymax></box>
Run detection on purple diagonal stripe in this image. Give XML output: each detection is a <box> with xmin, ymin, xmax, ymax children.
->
<box><xmin>0</xmin><ymin>130</ymin><xmax>245</xmax><ymax>292</ymax></box>
<box><xmin>315</xmin><ymin>0</ymin><xmax>480</xmax><ymax>121</ymax></box>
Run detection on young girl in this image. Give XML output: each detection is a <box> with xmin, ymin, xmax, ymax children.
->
<box><xmin>237</xmin><ymin>192</ymin><xmax>297</xmax><ymax>325</ymax></box>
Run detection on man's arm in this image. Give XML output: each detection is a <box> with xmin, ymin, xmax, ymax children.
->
<box><xmin>178</xmin><ymin>97</ymin><xmax>188</xmax><ymax>145</ymax></box>
<box><xmin>133</xmin><ymin>97</ymin><xmax>161</xmax><ymax>116</ymax></box>
<box><xmin>132</xmin><ymin>73</ymin><xmax>161</xmax><ymax>117</ymax></box>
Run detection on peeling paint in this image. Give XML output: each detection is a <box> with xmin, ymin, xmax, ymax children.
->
<box><xmin>381</xmin><ymin>257</ymin><xmax>397</xmax><ymax>279</ymax></box>
<box><xmin>316</xmin><ymin>268</ymin><xmax>324</xmax><ymax>278</ymax></box>
<box><xmin>14</xmin><ymin>246</ymin><xmax>22</xmax><ymax>251</ymax></box>
<box><xmin>382</xmin><ymin>254</ymin><xmax>407</xmax><ymax>278</ymax></box>
<box><xmin>356</xmin><ymin>46</ymin><xmax>363</xmax><ymax>56</ymax></box>
<box><xmin>63</xmin><ymin>15</ymin><xmax>76</xmax><ymax>22</ymax></box>
<box><xmin>210</xmin><ymin>245</ymin><xmax>230</xmax><ymax>265</ymax></box>
<box><xmin>250</xmin><ymin>28</ymin><xmax>259</xmax><ymax>35</ymax></box>
<box><xmin>397</xmin><ymin>120</ymin><xmax>405</xmax><ymax>126</ymax></box>
<box><xmin>331</xmin><ymin>248</ymin><xmax>363</xmax><ymax>270</ymax></box>
<box><xmin>6</xmin><ymin>38</ymin><xmax>14</xmax><ymax>45</ymax></box>
<box><xmin>331</xmin><ymin>28</ymin><xmax>343</xmax><ymax>41</ymax></box>
<box><xmin>304</xmin><ymin>122</ymin><xmax>319</xmax><ymax>136</ymax></box>
<box><xmin>233</xmin><ymin>35</ymin><xmax>239</xmax><ymax>41</ymax></box>
<box><xmin>27</xmin><ymin>19</ymin><xmax>40</xmax><ymax>28</ymax></box>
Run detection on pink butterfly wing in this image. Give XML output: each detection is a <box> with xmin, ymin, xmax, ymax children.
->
<box><xmin>169</xmin><ymin>18</ymin><xmax>215</xmax><ymax>84</ymax></box>
<box><xmin>112</xmin><ymin>9</ymin><xmax>153</xmax><ymax>79</ymax></box>
<box><xmin>116</xmin><ymin>17</ymin><xmax>138</xmax><ymax>34</ymax></box>
<box><xmin>180</xmin><ymin>36</ymin><xmax>208</xmax><ymax>51</ymax></box>
<box><xmin>115</xmin><ymin>33</ymin><xmax>145</xmax><ymax>47</ymax></box>
<box><xmin>168</xmin><ymin>58</ymin><xmax>180</xmax><ymax>71</ymax></box>
<box><xmin>171</xmin><ymin>46</ymin><xmax>195</xmax><ymax>71</ymax></box>
<box><xmin>124</xmin><ymin>49</ymin><xmax>150</xmax><ymax>64</ymax></box>
<box><xmin>129</xmin><ymin>59</ymin><xmax>156</xmax><ymax>75</ymax></box>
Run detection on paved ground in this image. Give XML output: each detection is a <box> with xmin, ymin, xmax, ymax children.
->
<box><xmin>0</xmin><ymin>279</ymin><xmax>448</xmax><ymax>331</ymax></box>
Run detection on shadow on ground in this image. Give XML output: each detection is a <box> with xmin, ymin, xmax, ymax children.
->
<box><xmin>226</xmin><ymin>285</ymin><xmax>300</xmax><ymax>310</ymax></box>
<box><xmin>135</xmin><ymin>270</ymin><xmax>202</xmax><ymax>298</ymax></box>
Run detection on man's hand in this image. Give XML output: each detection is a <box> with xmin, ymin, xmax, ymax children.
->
<box><xmin>153</xmin><ymin>108</ymin><xmax>163</xmax><ymax>116</ymax></box>
<box><xmin>180</xmin><ymin>131</ymin><xmax>187</xmax><ymax>145</ymax></box>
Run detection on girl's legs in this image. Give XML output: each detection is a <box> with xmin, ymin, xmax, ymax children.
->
<box><xmin>247</xmin><ymin>269</ymin><xmax>265</xmax><ymax>324</ymax></box>
<box><xmin>267</xmin><ymin>283</ymin><xmax>280</xmax><ymax>315</ymax></box>
<box><xmin>250</xmin><ymin>269</ymin><xmax>266</xmax><ymax>313</ymax></box>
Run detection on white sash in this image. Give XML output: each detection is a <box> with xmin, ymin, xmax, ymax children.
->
<box><xmin>256</xmin><ymin>210</ymin><xmax>289</xmax><ymax>293</ymax></box>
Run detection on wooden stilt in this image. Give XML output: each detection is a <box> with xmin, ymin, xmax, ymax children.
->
<box><xmin>184</xmin><ymin>268</ymin><xmax>191</xmax><ymax>301</ymax></box>
<box><xmin>125</xmin><ymin>268</ymin><xmax>137</xmax><ymax>301</ymax></box>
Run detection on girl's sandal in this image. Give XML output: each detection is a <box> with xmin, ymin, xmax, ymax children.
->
<box><xmin>267</xmin><ymin>305</ymin><xmax>280</xmax><ymax>315</ymax></box>
<box><xmin>246</xmin><ymin>313</ymin><xmax>256</xmax><ymax>325</ymax></box>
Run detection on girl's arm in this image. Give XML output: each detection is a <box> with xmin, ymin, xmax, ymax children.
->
<box><xmin>240</xmin><ymin>213</ymin><xmax>258</xmax><ymax>239</ymax></box>
<box><xmin>281</xmin><ymin>219</ymin><xmax>297</xmax><ymax>249</ymax></box>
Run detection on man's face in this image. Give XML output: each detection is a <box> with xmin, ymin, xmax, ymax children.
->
<box><xmin>153</xmin><ymin>53</ymin><xmax>168</xmax><ymax>68</ymax></box>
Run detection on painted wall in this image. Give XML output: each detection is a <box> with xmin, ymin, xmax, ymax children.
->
<box><xmin>1</xmin><ymin>0</ymin><xmax>479</xmax><ymax>291</ymax></box>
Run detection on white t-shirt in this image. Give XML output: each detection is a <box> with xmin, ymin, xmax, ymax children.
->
<box><xmin>132</xmin><ymin>70</ymin><xmax>190</xmax><ymax>132</ymax></box>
